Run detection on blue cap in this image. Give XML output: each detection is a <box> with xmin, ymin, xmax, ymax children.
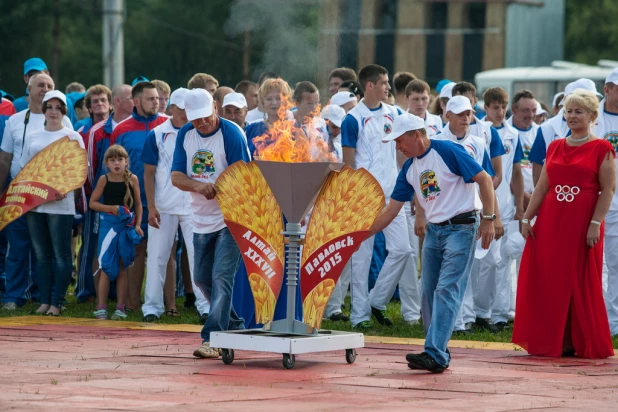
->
<box><xmin>66</xmin><ymin>91</ymin><xmax>86</xmax><ymax>105</ymax></box>
<box><xmin>436</xmin><ymin>79</ymin><xmax>453</xmax><ymax>94</ymax></box>
<box><xmin>0</xmin><ymin>90</ymin><xmax>15</xmax><ymax>102</ymax></box>
<box><xmin>24</xmin><ymin>57</ymin><xmax>47</xmax><ymax>75</ymax></box>
<box><xmin>131</xmin><ymin>76</ymin><xmax>149</xmax><ymax>87</ymax></box>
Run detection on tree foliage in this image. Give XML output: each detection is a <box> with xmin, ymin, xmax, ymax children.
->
<box><xmin>565</xmin><ymin>0</ymin><xmax>618</xmax><ymax>64</ymax></box>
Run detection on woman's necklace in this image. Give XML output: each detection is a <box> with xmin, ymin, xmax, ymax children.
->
<box><xmin>566</xmin><ymin>134</ymin><xmax>590</xmax><ymax>143</ymax></box>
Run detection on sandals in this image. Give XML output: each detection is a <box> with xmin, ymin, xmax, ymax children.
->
<box><xmin>165</xmin><ymin>309</ymin><xmax>181</xmax><ymax>317</ymax></box>
<box><xmin>46</xmin><ymin>306</ymin><xmax>62</xmax><ymax>316</ymax></box>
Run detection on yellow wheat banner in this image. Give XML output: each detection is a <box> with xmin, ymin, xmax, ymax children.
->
<box><xmin>0</xmin><ymin>137</ymin><xmax>87</xmax><ymax>231</ymax></box>
<box><xmin>300</xmin><ymin>167</ymin><xmax>385</xmax><ymax>329</ymax></box>
<box><xmin>216</xmin><ymin>161</ymin><xmax>284</xmax><ymax>325</ymax></box>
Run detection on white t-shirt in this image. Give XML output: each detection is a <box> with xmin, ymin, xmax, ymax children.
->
<box><xmin>435</xmin><ymin>125</ymin><xmax>493</xmax><ymax>210</ymax></box>
<box><xmin>141</xmin><ymin>118</ymin><xmax>192</xmax><ymax>216</ymax></box>
<box><xmin>494</xmin><ymin>121</ymin><xmax>522</xmax><ymax>220</ymax></box>
<box><xmin>507</xmin><ymin>117</ymin><xmax>539</xmax><ymax>194</ymax></box>
<box><xmin>391</xmin><ymin>139</ymin><xmax>484</xmax><ymax>223</ymax></box>
<box><xmin>341</xmin><ymin>100</ymin><xmax>401</xmax><ymax>197</ymax></box>
<box><xmin>20</xmin><ymin>127</ymin><xmax>84</xmax><ymax>215</ymax></box>
<box><xmin>171</xmin><ymin>118</ymin><xmax>250</xmax><ymax>234</ymax></box>
<box><xmin>1</xmin><ymin>109</ymin><xmax>73</xmax><ymax>179</ymax></box>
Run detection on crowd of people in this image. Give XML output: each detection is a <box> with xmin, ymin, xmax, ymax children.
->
<box><xmin>1</xmin><ymin>56</ymin><xmax>617</xmax><ymax>371</ymax></box>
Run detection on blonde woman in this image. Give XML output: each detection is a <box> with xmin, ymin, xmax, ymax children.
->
<box><xmin>513</xmin><ymin>89</ymin><xmax>616</xmax><ymax>358</ymax></box>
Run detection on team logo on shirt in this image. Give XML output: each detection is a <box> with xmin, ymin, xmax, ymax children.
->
<box><xmin>604</xmin><ymin>132</ymin><xmax>618</xmax><ymax>150</ymax></box>
<box><xmin>521</xmin><ymin>144</ymin><xmax>531</xmax><ymax>166</ymax></box>
<box><xmin>503</xmin><ymin>143</ymin><xmax>511</xmax><ymax>154</ymax></box>
<box><xmin>191</xmin><ymin>149</ymin><xmax>215</xmax><ymax>178</ymax></box>
<box><xmin>419</xmin><ymin>170</ymin><xmax>441</xmax><ymax>201</ymax></box>
<box><xmin>464</xmin><ymin>144</ymin><xmax>477</xmax><ymax>158</ymax></box>
<box><xmin>384</xmin><ymin>123</ymin><xmax>392</xmax><ymax>134</ymax></box>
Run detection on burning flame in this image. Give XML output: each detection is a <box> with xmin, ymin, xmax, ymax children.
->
<box><xmin>253</xmin><ymin>94</ymin><xmax>336</xmax><ymax>163</ymax></box>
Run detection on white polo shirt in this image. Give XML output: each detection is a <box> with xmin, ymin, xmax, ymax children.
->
<box><xmin>507</xmin><ymin>117</ymin><xmax>540</xmax><ymax>194</ymax></box>
<box><xmin>595</xmin><ymin>99</ymin><xmax>618</xmax><ymax>213</ymax></box>
<box><xmin>341</xmin><ymin>100</ymin><xmax>401</xmax><ymax>196</ymax></box>
<box><xmin>171</xmin><ymin>118</ymin><xmax>250</xmax><ymax>234</ymax></box>
<box><xmin>391</xmin><ymin>139</ymin><xmax>484</xmax><ymax>223</ymax></box>
<box><xmin>141</xmin><ymin>118</ymin><xmax>192</xmax><ymax>216</ymax></box>
<box><xmin>1</xmin><ymin>109</ymin><xmax>73</xmax><ymax>179</ymax></box>
<box><xmin>493</xmin><ymin>121</ymin><xmax>524</xmax><ymax>220</ymax></box>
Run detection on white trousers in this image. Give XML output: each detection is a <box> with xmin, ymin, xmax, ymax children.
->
<box><xmin>324</xmin><ymin>261</ymin><xmax>351</xmax><ymax>318</ymax></box>
<box><xmin>142</xmin><ymin>213</ymin><xmax>210</xmax><ymax>317</ymax></box>
<box><xmin>350</xmin><ymin>206</ymin><xmax>412</xmax><ymax>325</ymax></box>
<box><xmin>399</xmin><ymin>203</ymin><xmax>421</xmax><ymax>322</ymax></box>
<box><xmin>603</xmin><ymin>212</ymin><xmax>618</xmax><ymax>335</ymax></box>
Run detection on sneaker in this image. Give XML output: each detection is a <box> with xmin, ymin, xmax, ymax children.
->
<box><xmin>143</xmin><ymin>314</ymin><xmax>159</xmax><ymax>322</ymax></box>
<box><xmin>494</xmin><ymin>321</ymin><xmax>511</xmax><ymax>331</ymax></box>
<box><xmin>406</xmin><ymin>352</ymin><xmax>446</xmax><ymax>373</ymax></box>
<box><xmin>111</xmin><ymin>309</ymin><xmax>127</xmax><ymax>320</ymax></box>
<box><xmin>406</xmin><ymin>319</ymin><xmax>420</xmax><ymax>327</ymax></box>
<box><xmin>352</xmin><ymin>320</ymin><xmax>372</xmax><ymax>330</ymax></box>
<box><xmin>2</xmin><ymin>302</ymin><xmax>17</xmax><ymax>310</ymax></box>
<box><xmin>328</xmin><ymin>312</ymin><xmax>349</xmax><ymax>322</ymax></box>
<box><xmin>193</xmin><ymin>342</ymin><xmax>220</xmax><ymax>359</ymax></box>
<box><xmin>94</xmin><ymin>309</ymin><xmax>108</xmax><ymax>320</ymax></box>
<box><xmin>474</xmin><ymin>317</ymin><xmax>499</xmax><ymax>333</ymax></box>
<box><xmin>371</xmin><ymin>307</ymin><xmax>393</xmax><ymax>327</ymax></box>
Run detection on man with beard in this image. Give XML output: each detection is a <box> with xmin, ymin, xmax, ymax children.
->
<box><xmin>111</xmin><ymin>81</ymin><xmax>167</xmax><ymax>311</ymax></box>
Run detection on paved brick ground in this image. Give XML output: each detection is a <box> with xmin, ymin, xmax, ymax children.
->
<box><xmin>0</xmin><ymin>318</ymin><xmax>617</xmax><ymax>411</ymax></box>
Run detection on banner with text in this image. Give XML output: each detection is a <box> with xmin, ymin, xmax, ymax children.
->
<box><xmin>216</xmin><ymin>161</ymin><xmax>285</xmax><ymax>324</ymax></box>
<box><xmin>0</xmin><ymin>137</ymin><xmax>87</xmax><ymax>231</ymax></box>
<box><xmin>300</xmin><ymin>166</ymin><xmax>385</xmax><ymax>329</ymax></box>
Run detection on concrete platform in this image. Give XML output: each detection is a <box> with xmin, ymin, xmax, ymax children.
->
<box><xmin>0</xmin><ymin>317</ymin><xmax>617</xmax><ymax>411</ymax></box>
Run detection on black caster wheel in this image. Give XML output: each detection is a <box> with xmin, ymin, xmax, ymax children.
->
<box><xmin>282</xmin><ymin>353</ymin><xmax>295</xmax><ymax>369</ymax></box>
<box><xmin>221</xmin><ymin>349</ymin><xmax>234</xmax><ymax>365</ymax></box>
<box><xmin>346</xmin><ymin>348</ymin><xmax>357</xmax><ymax>364</ymax></box>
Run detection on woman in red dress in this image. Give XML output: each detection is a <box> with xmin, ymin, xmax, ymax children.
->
<box><xmin>513</xmin><ymin>90</ymin><xmax>616</xmax><ymax>358</ymax></box>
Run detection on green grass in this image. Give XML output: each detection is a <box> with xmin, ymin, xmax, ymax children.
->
<box><xmin>3</xmin><ymin>289</ymin><xmax>618</xmax><ymax>349</ymax></box>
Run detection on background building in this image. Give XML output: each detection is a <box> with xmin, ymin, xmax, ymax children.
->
<box><xmin>318</xmin><ymin>0</ymin><xmax>565</xmax><ymax>89</ymax></box>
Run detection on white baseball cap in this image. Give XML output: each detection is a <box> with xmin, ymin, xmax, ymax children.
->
<box><xmin>42</xmin><ymin>90</ymin><xmax>67</xmax><ymax>105</ymax></box>
<box><xmin>439</xmin><ymin>82</ymin><xmax>456</xmax><ymax>99</ymax></box>
<box><xmin>561</xmin><ymin>78</ymin><xmax>602</xmax><ymax>105</ymax></box>
<box><xmin>536</xmin><ymin>101</ymin><xmax>547</xmax><ymax>116</ymax></box>
<box><xmin>446</xmin><ymin>95</ymin><xmax>475</xmax><ymax>114</ymax></box>
<box><xmin>605</xmin><ymin>68</ymin><xmax>618</xmax><ymax>86</ymax></box>
<box><xmin>552</xmin><ymin>92</ymin><xmax>564</xmax><ymax>108</ymax></box>
<box><xmin>222</xmin><ymin>92</ymin><xmax>247</xmax><ymax>109</ymax></box>
<box><xmin>321</xmin><ymin>104</ymin><xmax>346</xmax><ymax>128</ymax></box>
<box><xmin>169</xmin><ymin>87</ymin><xmax>189</xmax><ymax>109</ymax></box>
<box><xmin>381</xmin><ymin>113</ymin><xmax>426</xmax><ymax>143</ymax></box>
<box><xmin>331</xmin><ymin>91</ymin><xmax>357</xmax><ymax>106</ymax></box>
<box><xmin>184</xmin><ymin>88</ymin><xmax>214</xmax><ymax>121</ymax></box>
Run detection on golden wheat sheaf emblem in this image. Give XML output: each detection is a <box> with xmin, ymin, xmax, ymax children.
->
<box><xmin>216</xmin><ymin>161</ymin><xmax>284</xmax><ymax>324</ymax></box>
<box><xmin>301</xmin><ymin>166</ymin><xmax>386</xmax><ymax>329</ymax></box>
<box><xmin>0</xmin><ymin>137</ymin><xmax>87</xmax><ymax>231</ymax></box>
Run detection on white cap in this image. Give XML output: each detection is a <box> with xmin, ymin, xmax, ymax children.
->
<box><xmin>184</xmin><ymin>88</ymin><xmax>214</xmax><ymax>121</ymax></box>
<box><xmin>605</xmin><ymin>68</ymin><xmax>618</xmax><ymax>86</ymax></box>
<box><xmin>222</xmin><ymin>92</ymin><xmax>247</xmax><ymax>109</ymax></box>
<box><xmin>331</xmin><ymin>91</ymin><xmax>357</xmax><ymax>106</ymax></box>
<box><xmin>552</xmin><ymin>92</ymin><xmax>564</xmax><ymax>108</ymax></box>
<box><xmin>381</xmin><ymin>113</ymin><xmax>426</xmax><ymax>143</ymax></box>
<box><xmin>446</xmin><ymin>95</ymin><xmax>475</xmax><ymax>114</ymax></box>
<box><xmin>439</xmin><ymin>82</ymin><xmax>456</xmax><ymax>99</ymax></box>
<box><xmin>536</xmin><ymin>101</ymin><xmax>547</xmax><ymax>116</ymax></box>
<box><xmin>169</xmin><ymin>87</ymin><xmax>189</xmax><ymax>109</ymax></box>
<box><xmin>321</xmin><ymin>104</ymin><xmax>346</xmax><ymax>128</ymax></box>
<box><xmin>561</xmin><ymin>78</ymin><xmax>602</xmax><ymax>105</ymax></box>
<box><xmin>42</xmin><ymin>90</ymin><xmax>67</xmax><ymax>105</ymax></box>
<box><xmin>504</xmin><ymin>230</ymin><xmax>525</xmax><ymax>260</ymax></box>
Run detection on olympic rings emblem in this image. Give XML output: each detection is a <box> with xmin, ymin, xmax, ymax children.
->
<box><xmin>555</xmin><ymin>185</ymin><xmax>580</xmax><ymax>202</ymax></box>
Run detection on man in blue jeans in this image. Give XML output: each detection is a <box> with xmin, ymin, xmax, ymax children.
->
<box><xmin>171</xmin><ymin>88</ymin><xmax>250</xmax><ymax>358</ymax></box>
<box><xmin>368</xmin><ymin>113</ymin><xmax>496</xmax><ymax>373</ymax></box>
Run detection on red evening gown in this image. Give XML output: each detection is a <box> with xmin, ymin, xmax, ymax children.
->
<box><xmin>512</xmin><ymin>138</ymin><xmax>615</xmax><ymax>358</ymax></box>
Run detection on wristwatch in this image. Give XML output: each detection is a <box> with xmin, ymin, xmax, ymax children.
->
<box><xmin>482</xmin><ymin>214</ymin><xmax>497</xmax><ymax>221</ymax></box>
